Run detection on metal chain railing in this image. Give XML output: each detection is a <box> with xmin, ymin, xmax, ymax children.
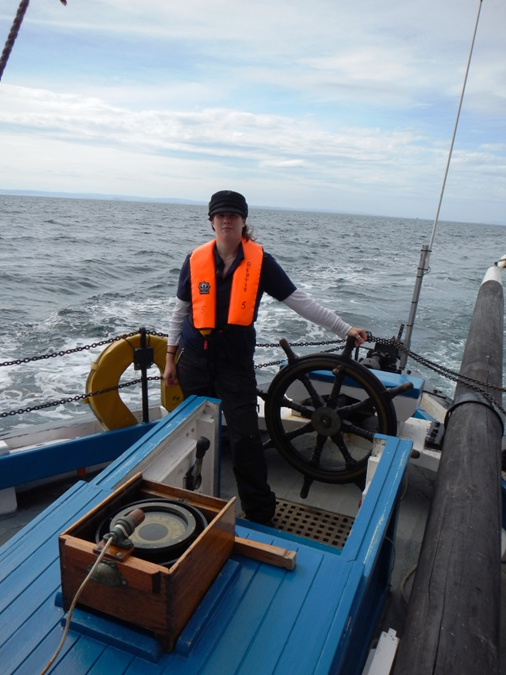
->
<box><xmin>256</xmin><ymin>334</ymin><xmax>506</xmax><ymax>417</ymax></box>
<box><xmin>369</xmin><ymin>333</ymin><xmax>506</xmax><ymax>417</ymax></box>
<box><xmin>1</xmin><ymin>378</ymin><xmax>143</xmax><ymax>418</ymax></box>
<box><xmin>254</xmin><ymin>337</ymin><xmax>346</xmax><ymax>369</ymax></box>
<box><xmin>1</xmin><ymin>332</ymin><xmax>505</xmax><ymax>419</ymax></box>
<box><xmin>0</xmin><ymin>330</ymin><xmax>169</xmax><ymax>368</ymax></box>
<box><xmin>0</xmin><ymin>330</ymin><xmax>169</xmax><ymax>418</ymax></box>
<box><xmin>370</xmin><ymin>332</ymin><xmax>505</xmax><ymax>389</ymax></box>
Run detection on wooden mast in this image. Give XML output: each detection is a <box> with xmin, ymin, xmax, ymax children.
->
<box><xmin>393</xmin><ymin>261</ymin><xmax>504</xmax><ymax>674</ymax></box>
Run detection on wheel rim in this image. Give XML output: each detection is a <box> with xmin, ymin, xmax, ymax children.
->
<box><xmin>264</xmin><ymin>353</ymin><xmax>397</xmax><ymax>484</ymax></box>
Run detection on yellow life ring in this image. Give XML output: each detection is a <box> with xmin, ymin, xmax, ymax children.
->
<box><xmin>85</xmin><ymin>333</ymin><xmax>183</xmax><ymax>430</ymax></box>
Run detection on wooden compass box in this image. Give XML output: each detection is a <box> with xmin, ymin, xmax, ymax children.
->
<box><xmin>58</xmin><ymin>474</ymin><xmax>236</xmax><ymax>651</ymax></box>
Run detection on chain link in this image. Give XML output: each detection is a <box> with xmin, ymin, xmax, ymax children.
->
<box><xmin>0</xmin><ymin>331</ymin><xmax>169</xmax><ymax>368</ymax></box>
<box><xmin>0</xmin><ymin>376</ymin><xmax>162</xmax><ymax>418</ymax></box>
<box><xmin>256</xmin><ymin>338</ymin><xmax>345</xmax><ymax>350</ymax></box>
<box><xmin>369</xmin><ymin>333</ymin><xmax>505</xmax><ymax>391</ymax></box>
<box><xmin>255</xmin><ymin>338</ymin><xmax>344</xmax><ymax>370</ymax></box>
<box><xmin>368</xmin><ymin>333</ymin><xmax>506</xmax><ymax>417</ymax></box>
<box><xmin>1</xmin><ymin>332</ymin><xmax>505</xmax><ymax>419</ymax></box>
<box><xmin>257</xmin><ymin>334</ymin><xmax>506</xmax><ymax>417</ymax></box>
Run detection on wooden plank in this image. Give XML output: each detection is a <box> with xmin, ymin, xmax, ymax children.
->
<box><xmin>203</xmin><ymin>548</ymin><xmax>353</xmax><ymax>675</ymax></box>
<box><xmin>0</xmin><ymin>593</ymin><xmax>78</xmax><ymax>674</ymax></box>
<box><xmin>0</xmin><ymin>480</ymin><xmax>98</xmax><ymax>567</ymax></box>
<box><xmin>222</xmin><ymin>545</ymin><xmax>316</xmax><ymax>675</ymax></box>
<box><xmin>234</xmin><ymin>536</ymin><xmax>296</xmax><ymax>570</ymax></box>
<box><xmin>176</xmin><ymin>560</ymin><xmax>241</xmax><ymax>657</ymax></box>
<box><xmin>42</xmin><ymin>633</ymin><xmax>106</xmax><ymax>675</ymax></box>
<box><xmin>59</xmin><ymin>536</ymin><xmax>170</xmax><ymax>636</ymax></box>
<box><xmin>163</xmin><ymin>497</ymin><xmax>236</xmax><ymax>650</ymax></box>
<box><xmin>173</xmin><ymin>558</ymin><xmax>260</xmax><ymax>670</ymax></box>
<box><xmin>342</xmin><ymin>435</ymin><xmax>412</xmax><ymax>570</ymax></box>
<box><xmin>60</xmin><ymin>604</ymin><xmax>164</xmax><ymax>665</ymax></box>
<box><xmin>276</xmin><ymin>558</ymin><xmax>363</xmax><ymax>675</ymax></box>
<box><xmin>0</xmin><ymin>482</ymin><xmax>107</xmax><ymax>585</ymax></box>
<box><xmin>200</xmin><ymin>555</ymin><xmax>292</xmax><ymax>674</ymax></box>
<box><xmin>84</xmin><ymin>647</ymin><xmax>135</xmax><ymax>675</ymax></box>
<box><xmin>0</xmin><ymin>559</ymin><xmax>58</xmax><ymax>647</ymax></box>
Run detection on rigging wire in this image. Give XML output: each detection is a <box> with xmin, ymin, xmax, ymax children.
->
<box><xmin>429</xmin><ymin>0</ymin><xmax>484</xmax><ymax>251</ymax></box>
<box><xmin>401</xmin><ymin>0</ymin><xmax>485</xmax><ymax>368</ymax></box>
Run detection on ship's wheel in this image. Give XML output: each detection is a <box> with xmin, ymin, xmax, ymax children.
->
<box><xmin>263</xmin><ymin>337</ymin><xmax>406</xmax><ymax>496</ymax></box>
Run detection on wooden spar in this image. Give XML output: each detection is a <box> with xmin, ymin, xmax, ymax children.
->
<box><xmin>393</xmin><ymin>263</ymin><xmax>504</xmax><ymax>675</ymax></box>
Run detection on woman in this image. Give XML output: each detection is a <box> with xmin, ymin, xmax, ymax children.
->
<box><xmin>163</xmin><ymin>190</ymin><xmax>367</xmax><ymax>523</ymax></box>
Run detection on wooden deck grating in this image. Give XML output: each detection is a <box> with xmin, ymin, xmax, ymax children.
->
<box><xmin>272</xmin><ymin>498</ymin><xmax>354</xmax><ymax>549</ymax></box>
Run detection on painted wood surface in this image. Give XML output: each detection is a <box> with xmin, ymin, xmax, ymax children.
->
<box><xmin>0</xmin><ymin>397</ymin><xmax>412</xmax><ymax>675</ymax></box>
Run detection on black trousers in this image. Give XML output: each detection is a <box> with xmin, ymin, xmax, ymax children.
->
<box><xmin>176</xmin><ymin>348</ymin><xmax>276</xmax><ymax>523</ymax></box>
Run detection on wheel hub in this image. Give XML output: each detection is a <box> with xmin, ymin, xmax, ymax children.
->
<box><xmin>311</xmin><ymin>406</ymin><xmax>341</xmax><ymax>436</ymax></box>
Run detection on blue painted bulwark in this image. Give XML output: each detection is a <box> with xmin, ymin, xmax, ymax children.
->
<box><xmin>0</xmin><ymin>394</ymin><xmax>412</xmax><ymax>675</ymax></box>
<box><xmin>0</xmin><ymin>395</ymin><xmax>219</xmax><ymax>490</ymax></box>
<box><xmin>0</xmin><ymin>423</ymin><xmax>158</xmax><ymax>490</ymax></box>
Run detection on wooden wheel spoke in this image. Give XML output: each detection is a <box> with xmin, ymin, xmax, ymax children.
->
<box><xmin>297</xmin><ymin>374</ymin><xmax>326</xmax><ymax>409</ymax></box>
<box><xmin>337</xmin><ymin>397</ymin><xmax>375</xmax><ymax>418</ymax></box>
<box><xmin>279</xmin><ymin>395</ymin><xmax>313</xmax><ymax>418</ymax></box>
<box><xmin>264</xmin><ymin>350</ymin><xmax>397</xmax><ymax>486</ymax></box>
<box><xmin>341</xmin><ymin>420</ymin><xmax>375</xmax><ymax>442</ymax></box>
<box><xmin>308</xmin><ymin>433</ymin><xmax>327</xmax><ymax>468</ymax></box>
<box><xmin>325</xmin><ymin>368</ymin><xmax>346</xmax><ymax>409</ymax></box>
<box><xmin>331</xmin><ymin>432</ymin><xmax>358</xmax><ymax>467</ymax></box>
<box><xmin>283</xmin><ymin>421</ymin><xmax>315</xmax><ymax>441</ymax></box>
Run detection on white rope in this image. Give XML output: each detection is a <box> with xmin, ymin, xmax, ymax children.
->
<box><xmin>39</xmin><ymin>538</ymin><xmax>113</xmax><ymax>675</ymax></box>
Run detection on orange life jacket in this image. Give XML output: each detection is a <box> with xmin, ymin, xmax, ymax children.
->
<box><xmin>190</xmin><ymin>238</ymin><xmax>264</xmax><ymax>329</ymax></box>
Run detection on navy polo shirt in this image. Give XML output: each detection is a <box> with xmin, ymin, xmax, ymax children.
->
<box><xmin>176</xmin><ymin>242</ymin><xmax>296</xmax><ymax>361</ymax></box>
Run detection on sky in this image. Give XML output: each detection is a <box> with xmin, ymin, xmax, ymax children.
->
<box><xmin>0</xmin><ymin>0</ymin><xmax>505</xmax><ymax>225</ymax></box>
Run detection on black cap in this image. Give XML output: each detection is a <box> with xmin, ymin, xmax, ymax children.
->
<box><xmin>208</xmin><ymin>190</ymin><xmax>248</xmax><ymax>219</ymax></box>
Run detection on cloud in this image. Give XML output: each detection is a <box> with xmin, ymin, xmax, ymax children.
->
<box><xmin>0</xmin><ymin>0</ymin><xmax>504</xmax><ymax>224</ymax></box>
<box><xmin>260</xmin><ymin>160</ymin><xmax>306</xmax><ymax>169</ymax></box>
<box><xmin>1</xmin><ymin>83</ymin><xmax>502</xmax><ymax>200</ymax></box>
<box><xmin>0</xmin><ymin>84</ymin><xmax>428</xmax><ymax>166</ymax></box>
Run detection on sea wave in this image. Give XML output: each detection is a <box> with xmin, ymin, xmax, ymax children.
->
<box><xmin>1</xmin><ymin>195</ymin><xmax>504</xmax><ymax>432</ymax></box>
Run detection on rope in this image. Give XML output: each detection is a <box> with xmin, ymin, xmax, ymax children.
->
<box><xmin>0</xmin><ymin>0</ymin><xmax>67</xmax><ymax>83</ymax></box>
<box><xmin>39</xmin><ymin>537</ymin><xmax>113</xmax><ymax>675</ymax></box>
<box><xmin>0</xmin><ymin>0</ymin><xmax>30</xmax><ymax>82</ymax></box>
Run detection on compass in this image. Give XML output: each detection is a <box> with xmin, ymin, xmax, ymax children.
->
<box><xmin>101</xmin><ymin>499</ymin><xmax>207</xmax><ymax>566</ymax></box>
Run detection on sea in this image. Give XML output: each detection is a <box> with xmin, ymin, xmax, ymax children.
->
<box><xmin>1</xmin><ymin>194</ymin><xmax>504</xmax><ymax>435</ymax></box>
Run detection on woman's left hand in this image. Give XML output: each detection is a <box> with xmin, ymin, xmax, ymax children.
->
<box><xmin>347</xmin><ymin>327</ymin><xmax>368</xmax><ymax>346</ymax></box>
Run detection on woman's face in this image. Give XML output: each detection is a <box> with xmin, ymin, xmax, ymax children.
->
<box><xmin>211</xmin><ymin>212</ymin><xmax>245</xmax><ymax>245</ymax></box>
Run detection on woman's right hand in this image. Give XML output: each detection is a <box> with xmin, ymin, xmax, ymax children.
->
<box><xmin>347</xmin><ymin>326</ymin><xmax>368</xmax><ymax>346</ymax></box>
<box><xmin>163</xmin><ymin>358</ymin><xmax>178</xmax><ymax>388</ymax></box>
